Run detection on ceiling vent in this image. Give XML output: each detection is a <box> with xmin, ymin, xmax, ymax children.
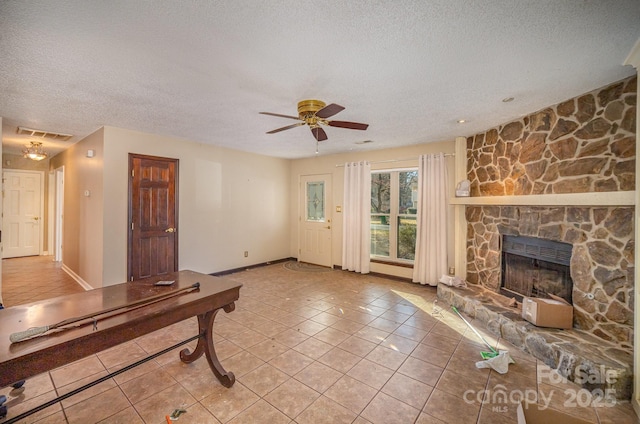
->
<box><xmin>17</xmin><ymin>126</ymin><xmax>73</xmax><ymax>141</ymax></box>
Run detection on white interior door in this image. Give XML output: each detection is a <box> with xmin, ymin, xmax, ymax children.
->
<box><xmin>2</xmin><ymin>170</ymin><xmax>43</xmax><ymax>258</ymax></box>
<box><xmin>299</xmin><ymin>174</ymin><xmax>332</xmax><ymax>267</ymax></box>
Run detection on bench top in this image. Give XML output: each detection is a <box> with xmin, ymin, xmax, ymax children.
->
<box><xmin>0</xmin><ymin>270</ymin><xmax>242</xmax><ymax>387</ymax></box>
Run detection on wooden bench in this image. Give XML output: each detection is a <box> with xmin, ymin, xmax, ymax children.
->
<box><xmin>0</xmin><ymin>270</ymin><xmax>241</xmax><ymax>421</ymax></box>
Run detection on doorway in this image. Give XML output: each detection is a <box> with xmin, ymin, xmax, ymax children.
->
<box><xmin>2</xmin><ymin>169</ymin><xmax>44</xmax><ymax>258</ymax></box>
<box><xmin>128</xmin><ymin>154</ymin><xmax>179</xmax><ymax>281</ymax></box>
<box><xmin>298</xmin><ymin>174</ymin><xmax>332</xmax><ymax>267</ymax></box>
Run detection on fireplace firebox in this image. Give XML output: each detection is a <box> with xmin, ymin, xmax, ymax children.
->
<box><xmin>500</xmin><ymin>235</ymin><xmax>573</xmax><ymax>304</ymax></box>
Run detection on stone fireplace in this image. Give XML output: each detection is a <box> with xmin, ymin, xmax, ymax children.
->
<box><xmin>438</xmin><ymin>75</ymin><xmax>636</xmax><ymax>399</ymax></box>
<box><xmin>466</xmin><ymin>205</ymin><xmax>633</xmax><ymax>348</ymax></box>
<box><xmin>500</xmin><ymin>234</ymin><xmax>573</xmax><ymax>304</ymax></box>
<box><xmin>463</xmin><ymin>75</ymin><xmax>636</xmax><ymax>349</ymax></box>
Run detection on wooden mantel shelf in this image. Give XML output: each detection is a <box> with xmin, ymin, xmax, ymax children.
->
<box><xmin>449</xmin><ymin>190</ymin><xmax>635</xmax><ymax>207</ymax></box>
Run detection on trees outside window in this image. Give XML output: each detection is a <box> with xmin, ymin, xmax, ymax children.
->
<box><xmin>371</xmin><ymin>170</ymin><xmax>418</xmax><ymax>262</ymax></box>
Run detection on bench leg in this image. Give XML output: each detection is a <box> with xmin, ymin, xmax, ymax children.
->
<box><xmin>179</xmin><ymin>303</ymin><xmax>236</xmax><ymax>387</ymax></box>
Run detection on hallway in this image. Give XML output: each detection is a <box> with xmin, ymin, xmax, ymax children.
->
<box><xmin>1</xmin><ymin>255</ymin><xmax>85</xmax><ymax>307</ymax></box>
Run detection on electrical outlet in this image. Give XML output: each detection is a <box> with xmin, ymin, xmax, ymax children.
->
<box><xmin>244</xmin><ymin>251</ymin><xmax>248</xmax><ymax>257</ymax></box>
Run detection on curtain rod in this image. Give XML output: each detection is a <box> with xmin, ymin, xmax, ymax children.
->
<box><xmin>335</xmin><ymin>153</ymin><xmax>454</xmax><ymax>167</ymax></box>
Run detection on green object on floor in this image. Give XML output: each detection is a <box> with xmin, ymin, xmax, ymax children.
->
<box><xmin>451</xmin><ymin>306</ymin><xmax>500</xmax><ymax>359</ymax></box>
<box><xmin>480</xmin><ymin>350</ymin><xmax>498</xmax><ymax>360</ymax></box>
<box><xmin>169</xmin><ymin>408</ymin><xmax>187</xmax><ymax>420</ymax></box>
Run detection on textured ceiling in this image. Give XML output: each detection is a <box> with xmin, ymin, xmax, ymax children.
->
<box><xmin>0</xmin><ymin>1</ymin><xmax>638</xmax><ymax>159</ymax></box>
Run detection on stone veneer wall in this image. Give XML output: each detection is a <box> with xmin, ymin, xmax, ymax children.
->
<box><xmin>467</xmin><ymin>77</ymin><xmax>636</xmax><ymax>196</ymax></box>
<box><xmin>466</xmin><ymin>205</ymin><xmax>633</xmax><ymax>348</ymax></box>
<box><xmin>464</xmin><ymin>76</ymin><xmax>636</xmax><ymax>348</ymax></box>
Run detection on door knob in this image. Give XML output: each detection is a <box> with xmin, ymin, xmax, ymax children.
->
<box><xmin>165</xmin><ymin>227</ymin><xmax>175</xmax><ymax>233</ymax></box>
<box><xmin>325</xmin><ymin>225</ymin><xmax>331</xmax><ymax>229</ymax></box>
<box><xmin>33</xmin><ymin>217</ymin><xmax>39</xmax><ymax>221</ymax></box>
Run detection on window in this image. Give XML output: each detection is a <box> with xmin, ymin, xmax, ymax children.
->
<box><xmin>306</xmin><ymin>181</ymin><xmax>325</xmax><ymax>221</ymax></box>
<box><xmin>371</xmin><ymin>169</ymin><xmax>418</xmax><ymax>263</ymax></box>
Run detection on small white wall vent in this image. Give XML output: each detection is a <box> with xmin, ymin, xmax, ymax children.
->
<box><xmin>17</xmin><ymin>126</ymin><xmax>73</xmax><ymax>141</ymax></box>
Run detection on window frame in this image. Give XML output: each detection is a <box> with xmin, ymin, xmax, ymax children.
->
<box><xmin>370</xmin><ymin>167</ymin><xmax>418</xmax><ymax>265</ymax></box>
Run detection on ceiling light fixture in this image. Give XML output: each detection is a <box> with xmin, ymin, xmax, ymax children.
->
<box><xmin>23</xmin><ymin>141</ymin><xmax>48</xmax><ymax>161</ymax></box>
<box><xmin>502</xmin><ymin>97</ymin><xmax>515</xmax><ymax>103</ymax></box>
<box><xmin>457</xmin><ymin>119</ymin><xmax>466</xmax><ymax>124</ymax></box>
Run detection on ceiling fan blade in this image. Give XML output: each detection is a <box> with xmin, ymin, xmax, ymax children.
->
<box><xmin>327</xmin><ymin>120</ymin><xmax>369</xmax><ymax>130</ymax></box>
<box><xmin>315</xmin><ymin>103</ymin><xmax>345</xmax><ymax>119</ymax></box>
<box><xmin>259</xmin><ymin>112</ymin><xmax>301</xmax><ymax>120</ymax></box>
<box><xmin>266</xmin><ymin>122</ymin><xmax>305</xmax><ymax>134</ymax></box>
<box><xmin>311</xmin><ymin>127</ymin><xmax>328</xmax><ymax>141</ymax></box>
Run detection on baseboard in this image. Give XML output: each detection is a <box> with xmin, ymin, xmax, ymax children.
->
<box><xmin>332</xmin><ymin>264</ymin><xmax>414</xmax><ymax>283</ymax></box>
<box><xmin>61</xmin><ymin>264</ymin><xmax>93</xmax><ymax>291</ymax></box>
<box><xmin>368</xmin><ymin>271</ymin><xmax>413</xmax><ymax>283</ymax></box>
<box><xmin>211</xmin><ymin>258</ymin><xmax>415</xmax><ymax>284</ymax></box>
<box><xmin>210</xmin><ymin>258</ymin><xmax>295</xmax><ymax>277</ymax></box>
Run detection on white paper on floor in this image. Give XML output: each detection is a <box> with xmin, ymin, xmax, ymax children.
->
<box><xmin>475</xmin><ymin>350</ymin><xmax>514</xmax><ymax>374</ymax></box>
<box><xmin>438</xmin><ymin>275</ymin><xmax>467</xmax><ymax>288</ymax></box>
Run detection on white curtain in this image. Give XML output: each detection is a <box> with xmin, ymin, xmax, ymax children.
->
<box><xmin>342</xmin><ymin>161</ymin><xmax>371</xmax><ymax>274</ymax></box>
<box><xmin>413</xmin><ymin>153</ymin><xmax>449</xmax><ymax>285</ymax></box>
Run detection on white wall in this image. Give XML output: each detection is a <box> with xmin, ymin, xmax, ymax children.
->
<box><xmin>102</xmin><ymin>126</ymin><xmax>291</xmax><ymax>286</ymax></box>
<box><xmin>290</xmin><ymin>140</ymin><xmax>456</xmax><ymax>278</ymax></box>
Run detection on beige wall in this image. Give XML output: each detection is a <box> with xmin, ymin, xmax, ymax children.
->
<box><xmin>3</xmin><ymin>153</ymin><xmax>50</xmax><ymax>172</ymax></box>
<box><xmin>49</xmin><ymin>128</ymin><xmax>105</xmax><ymax>288</ymax></box>
<box><xmin>290</xmin><ymin>140</ymin><xmax>457</xmax><ymax>278</ymax></box>
<box><xmin>0</xmin><ymin>117</ymin><xmax>3</xmax><ymax>304</ymax></box>
<box><xmin>41</xmin><ymin>123</ymin><xmax>455</xmax><ymax>287</ymax></box>
<box><xmin>102</xmin><ymin>126</ymin><xmax>291</xmax><ymax>286</ymax></box>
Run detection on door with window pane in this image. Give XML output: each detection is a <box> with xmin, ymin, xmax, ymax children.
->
<box><xmin>299</xmin><ymin>174</ymin><xmax>332</xmax><ymax>267</ymax></box>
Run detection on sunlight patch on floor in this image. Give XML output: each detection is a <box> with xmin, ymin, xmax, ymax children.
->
<box><xmin>390</xmin><ymin>288</ymin><xmax>495</xmax><ymax>349</ymax></box>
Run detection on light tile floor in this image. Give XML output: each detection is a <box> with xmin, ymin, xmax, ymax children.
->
<box><xmin>1</xmin><ymin>262</ymin><xmax>637</xmax><ymax>423</ymax></box>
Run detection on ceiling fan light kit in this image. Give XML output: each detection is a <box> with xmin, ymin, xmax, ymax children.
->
<box><xmin>260</xmin><ymin>99</ymin><xmax>369</xmax><ymax>145</ymax></box>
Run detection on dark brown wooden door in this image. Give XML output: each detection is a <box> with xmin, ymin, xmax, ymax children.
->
<box><xmin>128</xmin><ymin>154</ymin><xmax>179</xmax><ymax>281</ymax></box>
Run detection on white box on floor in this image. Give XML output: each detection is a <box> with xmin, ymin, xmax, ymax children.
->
<box><xmin>521</xmin><ymin>295</ymin><xmax>572</xmax><ymax>329</ymax></box>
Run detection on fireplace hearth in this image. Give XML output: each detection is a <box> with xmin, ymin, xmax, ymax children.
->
<box><xmin>500</xmin><ymin>235</ymin><xmax>573</xmax><ymax>304</ymax></box>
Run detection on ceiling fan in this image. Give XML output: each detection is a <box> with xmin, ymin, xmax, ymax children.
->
<box><xmin>260</xmin><ymin>100</ymin><xmax>369</xmax><ymax>142</ymax></box>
